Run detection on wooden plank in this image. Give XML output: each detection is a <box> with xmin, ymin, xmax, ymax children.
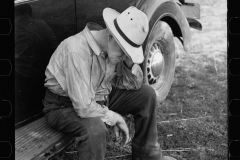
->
<box><xmin>15</xmin><ymin>117</ymin><xmax>72</xmax><ymax>160</ymax></box>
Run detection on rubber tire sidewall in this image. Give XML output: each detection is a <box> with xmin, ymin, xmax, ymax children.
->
<box><xmin>143</xmin><ymin>21</ymin><xmax>175</xmax><ymax>104</ymax></box>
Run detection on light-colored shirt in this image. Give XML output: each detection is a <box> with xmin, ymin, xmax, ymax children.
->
<box><xmin>44</xmin><ymin>23</ymin><xmax>143</xmax><ymax>126</ymax></box>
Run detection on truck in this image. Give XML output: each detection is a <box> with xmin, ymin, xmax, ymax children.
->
<box><xmin>15</xmin><ymin>0</ymin><xmax>202</xmax><ymax>159</ymax></box>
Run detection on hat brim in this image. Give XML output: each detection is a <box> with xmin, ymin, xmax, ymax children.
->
<box><xmin>103</xmin><ymin>8</ymin><xmax>144</xmax><ymax>64</ymax></box>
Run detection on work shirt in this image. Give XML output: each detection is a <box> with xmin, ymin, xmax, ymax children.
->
<box><xmin>44</xmin><ymin>23</ymin><xmax>143</xmax><ymax>126</ymax></box>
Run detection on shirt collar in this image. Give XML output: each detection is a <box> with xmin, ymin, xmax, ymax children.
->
<box><xmin>82</xmin><ymin>22</ymin><xmax>106</xmax><ymax>57</ymax></box>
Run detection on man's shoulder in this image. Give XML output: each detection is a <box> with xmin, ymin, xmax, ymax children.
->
<box><xmin>63</xmin><ymin>33</ymin><xmax>90</xmax><ymax>54</ymax></box>
<box><xmin>65</xmin><ymin>33</ymin><xmax>86</xmax><ymax>44</ymax></box>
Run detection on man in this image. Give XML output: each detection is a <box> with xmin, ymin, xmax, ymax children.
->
<box><xmin>42</xmin><ymin>6</ymin><xmax>176</xmax><ymax>160</ymax></box>
<box><xmin>15</xmin><ymin>3</ymin><xmax>57</xmax><ymax>123</ymax></box>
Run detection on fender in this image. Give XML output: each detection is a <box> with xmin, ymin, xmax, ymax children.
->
<box><xmin>15</xmin><ymin>0</ymin><xmax>39</xmax><ymax>6</ymax></box>
<box><xmin>136</xmin><ymin>0</ymin><xmax>191</xmax><ymax>53</ymax></box>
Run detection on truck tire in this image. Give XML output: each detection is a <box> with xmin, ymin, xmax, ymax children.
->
<box><xmin>143</xmin><ymin>21</ymin><xmax>175</xmax><ymax>104</ymax></box>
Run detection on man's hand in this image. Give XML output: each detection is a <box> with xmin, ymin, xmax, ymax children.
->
<box><xmin>113</xmin><ymin>113</ymin><xmax>130</xmax><ymax>146</ymax></box>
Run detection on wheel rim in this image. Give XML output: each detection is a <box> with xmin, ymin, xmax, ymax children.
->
<box><xmin>143</xmin><ymin>21</ymin><xmax>175</xmax><ymax>104</ymax></box>
<box><xmin>147</xmin><ymin>42</ymin><xmax>164</xmax><ymax>85</ymax></box>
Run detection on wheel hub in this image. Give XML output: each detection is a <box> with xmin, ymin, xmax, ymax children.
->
<box><xmin>147</xmin><ymin>43</ymin><xmax>164</xmax><ymax>84</ymax></box>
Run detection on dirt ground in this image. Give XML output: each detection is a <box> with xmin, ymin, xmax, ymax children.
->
<box><xmin>52</xmin><ymin>0</ymin><xmax>227</xmax><ymax>159</ymax></box>
<box><xmin>157</xmin><ymin>0</ymin><xmax>227</xmax><ymax>159</ymax></box>
<box><xmin>159</xmin><ymin>0</ymin><xmax>227</xmax><ymax>159</ymax></box>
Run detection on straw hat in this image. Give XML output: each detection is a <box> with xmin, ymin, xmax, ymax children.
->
<box><xmin>103</xmin><ymin>6</ymin><xmax>149</xmax><ymax>64</ymax></box>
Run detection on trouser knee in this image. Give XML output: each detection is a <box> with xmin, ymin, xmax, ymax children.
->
<box><xmin>141</xmin><ymin>85</ymin><xmax>157</xmax><ymax>99</ymax></box>
<box><xmin>85</xmin><ymin>118</ymin><xmax>108</xmax><ymax>143</ymax></box>
<box><xmin>89</xmin><ymin>121</ymin><xmax>108</xmax><ymax>140</ymax></box>
<box><xmin>139</xmin><ymin>85</ymin><xmax>157</xmax><ymax>110</ymax></box>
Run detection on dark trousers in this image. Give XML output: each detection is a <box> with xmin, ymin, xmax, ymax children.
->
<box><xmin>43</xmin><ymin>85</ymin><xmax>162</xmax><ymax>160</ymax></box>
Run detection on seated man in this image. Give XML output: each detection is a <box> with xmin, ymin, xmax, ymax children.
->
<box><xmin>42</xmin><ymin>6</ymin><xmax>176</xmax><ymax>160</ymax></box>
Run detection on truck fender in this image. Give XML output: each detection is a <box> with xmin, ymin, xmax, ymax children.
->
<box><xmin>187</xmin><ymin>18</ymin><xmax>202</xmax><ymax>31</ymax></box>
<box><xmin>137</xmin><ymin>0</ymin><xmax>191</xmax><ymax>53</ymax></box>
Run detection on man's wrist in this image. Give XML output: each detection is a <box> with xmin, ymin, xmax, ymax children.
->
<box><xmin>104</xmin><ymin>110</ymin><xmax>117</xmax><ymax>126</ymax></box>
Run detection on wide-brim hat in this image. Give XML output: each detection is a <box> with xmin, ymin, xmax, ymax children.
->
<box><xmin>103</xmin><ymin>6</ymin><xmax>149</xmax><ymax>64</ymax></box>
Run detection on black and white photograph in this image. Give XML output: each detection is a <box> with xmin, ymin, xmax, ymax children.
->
<box><xmin>15</xmin><ymin>0</ymin><xmax>227</xmax><ymax>159</ymax></box>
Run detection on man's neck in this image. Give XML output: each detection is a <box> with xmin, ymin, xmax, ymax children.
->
<box><xmin>91</xmin><ymin>29</ymin><xmax>109</xmax><ymax>52</ymax></box>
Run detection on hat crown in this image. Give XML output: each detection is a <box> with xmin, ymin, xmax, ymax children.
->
<box><xmin>116</xmin><ymin>6</ymin><xmax>149</xmax><ymax>46</ymax></box>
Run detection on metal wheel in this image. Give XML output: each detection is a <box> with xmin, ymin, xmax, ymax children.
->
<box><xmin>146</xmin><ymin>42</ymin><xmax>165</xmax><ymax>85</ymax></box>
<box><xmin>143</xmin><ymin>21</ymin><xmax>175</xmax><ymax>104</ymax></box>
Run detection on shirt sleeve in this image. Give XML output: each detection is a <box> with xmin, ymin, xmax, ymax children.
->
<box><xmin>64</xmin><ymin>51</ymin><xmax>116</xmax><ymax>126</ymax></box>
<box><xmin>112</xmin><ymin>60</ymin><xmax>143</xmax><ymax>90</ymax></box>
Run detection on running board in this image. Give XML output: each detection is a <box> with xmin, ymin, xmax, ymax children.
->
<box><xmin>15</xmin><ymin>117</ymin><xmax>75</xmax><ymax>160</ymax></box>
